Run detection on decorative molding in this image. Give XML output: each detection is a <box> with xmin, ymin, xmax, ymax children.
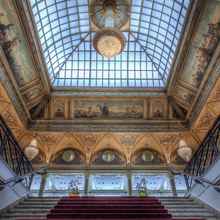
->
<box><xmin>28</xmin><ymin>119</ymin><xmax>187</xmax><ymax>132</ymax></box>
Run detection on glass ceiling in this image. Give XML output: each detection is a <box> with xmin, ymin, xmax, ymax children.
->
<box><xmin>30</xmin><ymin>0</ymin><xmax>191</xmax><ymax>88</ymax></box>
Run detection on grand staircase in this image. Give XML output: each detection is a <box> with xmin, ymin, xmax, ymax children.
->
<box><xmin>0</xmin><ymin>196</ymin><xmax>218</xmax><ymax>220</ymax></box>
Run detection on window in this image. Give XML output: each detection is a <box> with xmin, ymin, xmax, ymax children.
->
<box><xmin>132</xmin><ymin>173</ymin><xmax>172</xmax><ymax>196</ymax></box>
<box><xmin>30</xmin><ymin>0</ymin><xmax>190</xmax><ymax>88</ymax></box>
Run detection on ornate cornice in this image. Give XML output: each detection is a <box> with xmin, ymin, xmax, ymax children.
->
<box><xmin>51</xmin><ymin>89</ymin><xmax>165</xmax><ymax>98</ymax></box>
<box><xmin>28</xmin><ymin>119</ymin><xmax>187</xmax><ymax>133</ymax></box>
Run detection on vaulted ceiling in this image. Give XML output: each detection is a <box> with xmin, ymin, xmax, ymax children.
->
<box><xmin>30</xmin><ymin>0</ymin><xmax>190</xmax><ymax>88</ymax></box>
<box><xmin>0</xmin><ymin>0</ymin><xmax>219</xmax><ymax>167</ymax></box>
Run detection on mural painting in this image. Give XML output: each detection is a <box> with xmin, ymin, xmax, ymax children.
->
<box><xmin>179</xmin><ymin>1</ymin><xmax>220</xmax><ymax>87</ymax></box>
<box><xmin>0</xmin><ymin>2</ymin><xmax>44</xmax><ymax>105</ymax></box>
<box><xmin>74</xmin><ymin>100</ymin><xmax>144</xmax><ymax>119</ymax></box>
<box><xmin>150</xmin><ymin>99</ymin><xmax>166</xmax><ymax>119</ymax></box>
<box><xmin>53</xmin><ymin>100</ymin><xmax>66</xmax><ymax>119</ymax></box>
<box><xmin>192</xmin><ymin>23</ymin><xmax>220</xmax><ymax>88</ymax></box>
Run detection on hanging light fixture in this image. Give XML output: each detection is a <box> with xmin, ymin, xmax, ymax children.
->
<box><xmin>24</xmin><ymin>138</ymin><xmax>39</xmax><ymax>161</ymax></box>
<box><xmin>177</xmin><ymin>140</ymin><xmax>192</xmax><ymax>162</ymax></box>
<box><xmin>93</xmin><ymin>29</ymin><xmax>125</xmax><ymax>58</ymax></box>
<box><xmin>90</xmin><ymin>0</ymin><xmax>130</xmax><ymax>29</ymax></box>
<box><xmin>90</xmin><ymin>0</ymin><xmax>130</xmax><ymax>58</ymax></box>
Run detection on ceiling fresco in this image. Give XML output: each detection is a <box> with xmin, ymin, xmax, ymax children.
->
<box><xmin>168</xmin><ymin>1</ymin><xmax>220</xmax><ymax>119</ymax></box>
<box><xmin>0</xmin><ymin>0</ymin><xmax>219</xmax><ymax>169</ymax></box>
<box><xmin>0</xmin><ymin>1</ymin><xmax>49</xmax><ymax>114</ymax></box>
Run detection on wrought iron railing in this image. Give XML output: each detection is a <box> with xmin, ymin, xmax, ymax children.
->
<box><xmin>184</xmin><ymin>116</ymin><xmax>220</xmax><ymax>189</ymax></box>
<box><xmin>0</xmin><ymin>115</ymin><xmax>33</xmax><ymax>189</ymax></box>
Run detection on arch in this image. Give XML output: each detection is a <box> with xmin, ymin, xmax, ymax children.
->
<box><xmin>131</xmin><ymin>147</ymin><xmax>165</xmax><ymax>165</ymax></box>
<box><xmin>92</xmin><ymin>134</ymin><xmax>127</xmax><ymax>161</ymax></box>
<box><xmin>130</xmin><ymin>134</ymin><xmax>163</xmax><ymax>156</ymax></box>
<box><xmin>50</xmin><ymin>147</ymin><xmax>86</xmax><ymax>167</ymax></box>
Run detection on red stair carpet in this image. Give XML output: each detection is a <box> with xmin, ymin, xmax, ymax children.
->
<box><xmin>46</xmin><ymin>196</ymin><xmax>205</xmax><ymax>220</ymax></box>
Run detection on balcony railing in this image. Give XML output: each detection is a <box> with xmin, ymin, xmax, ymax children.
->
<box><xmin>0</xmin><ymin>115</ymin><xmax>33</xmax><ymax>189</ymax></box>
<box><xmin>184</xmin><ymin>117</ymin><xmax>220</xmax><ymax>189</ymax></box>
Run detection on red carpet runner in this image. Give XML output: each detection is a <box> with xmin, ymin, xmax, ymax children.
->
<box><xmin>46</xmin><ymin>196</ymin><xmax>204</xmax><ymax>220</ymax></box>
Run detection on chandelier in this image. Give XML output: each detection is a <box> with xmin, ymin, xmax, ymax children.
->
<box><xmin>90</xmin><ymin>0</ymin><xmax>130</xmax><ymax>58</ymax></box>
<box><xmin>177</xmin><ymin>140</ymin><xmax>192</xmax><ymax>162</ymax></box>
<box><xmin>24</xmin><ymin>139</ymin><xmax>39</xmax><ymax>161</ymax></box>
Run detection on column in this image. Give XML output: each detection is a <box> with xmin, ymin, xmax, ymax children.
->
<box><xmin>127</xmin><ymin>170</ymin><xmax>132</xmax><ymax>196</ymax></box>
<box><xmin>168</xmin><ymin>172</ymin><xmax>177</xmax><ymax>197</ymax></box>
<box><xmin>184</xmin><ymin>175</ymin><xmax>190</xmax><ymax>192</ymax></box>
<box><xmin>84</xmin><ymin>171</ymin><xmax>90</xmax><ymax>196</ymax></box>
<box><xmin>38</xmin><ymin>173</ymin><xmax>48</xmax><ymax>197</ymax></box>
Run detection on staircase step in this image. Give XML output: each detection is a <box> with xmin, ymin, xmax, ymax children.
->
<box><xmin>0</xmin><ymin>196</ymin><xmax>217</xmax><ymax>220</ymax></box>
<box><xmin>47</xmin><ymin>213</ymin><xmax>172</xmax><ymax>218</ymax></box>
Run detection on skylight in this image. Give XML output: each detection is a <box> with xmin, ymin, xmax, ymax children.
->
<box><xmin>30</xmin><ymin>0</ymin><xmax>191</xmax><ymax>88</ymax></box>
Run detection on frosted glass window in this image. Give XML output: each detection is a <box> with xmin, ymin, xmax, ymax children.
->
<box><xmin>90</xmin><ymin>174</ymin><xmax>127</xmax><ymax>191</ymax></box>
<box><xmin>44</xmin><ymin>173</ymin><xmax>85</xmax><ymax>191</ymax></box>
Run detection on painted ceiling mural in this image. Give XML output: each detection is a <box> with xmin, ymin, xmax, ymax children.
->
<box><xmin>0</xmin><ymin>1</ymin><xmax>49</xmax><ymax>113</ymax></box>
<box><xmin>168</xmin><ymin>1</ymin><xmax>220</xmax><ymax>115</ymax></box>
<box><xmin>0</xmin><ymin>0</ymin><xmax>219</xmax><ymax>169</ymax></box>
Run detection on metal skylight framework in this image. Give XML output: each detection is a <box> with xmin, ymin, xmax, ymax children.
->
<box><xmin>30</xmin><ymin>0</ymin><xmax>191</xmax><ymax>88</ymax></box>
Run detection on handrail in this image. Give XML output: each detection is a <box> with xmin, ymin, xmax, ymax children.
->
<box><xmin>168</xmin><ymin>164</ymin><xmax>220</xmax><ymax>192</ymax></box>
<box><xmin>0</xmin><ymin>115</ymin><xmax>33</xmax><ymax>188</ymax></box>
<box><xmin>184</xmin><ymin>117</ymin><xmax>220</xmax><ymax>189</ymax></box>
<box><xmin>0</xmin><ymin>166</ymin><xmax>47</xmax><ymax>189</ymax></box>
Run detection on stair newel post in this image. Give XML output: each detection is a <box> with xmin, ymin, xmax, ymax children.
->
<box><xmin>38</xmin><ymin>171</ymin><xmax>48</xmax><ymax>197</ymax></box>
<box><xmin>168</xmin><ymin>171</ymin><xmax>177</xmax><ymax>197</ymax></box>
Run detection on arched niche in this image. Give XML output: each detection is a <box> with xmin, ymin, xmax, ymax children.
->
<box><xmin>90</xmin><ymin>148</ymin><xmax>126</xmax><ymax>167</ymax></box>
<box><xmin>131</xmin><ymin>148</ymin><xmax>165</xmax><ymax>167</ymax></box>
<box><xmin>51</xmin><ymin>148</ymin><xmax>86</xmax><ymax>166</ymax></box>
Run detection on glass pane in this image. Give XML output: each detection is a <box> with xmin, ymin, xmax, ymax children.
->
<box><xmin>175</xmin><ymin>175</ymin><xmax>187</xmax><ymax>196</ymax></box>
<box><xmin>44</xmin><ymin>173</ymin><xmax>85</xmax><ymax>197</ymax></box>
<box><xmin>89</xmin><ymin>174</ymin><xmax>128</xmax><ymax>196</ymax></box>
<box><xmin>132</xmin><ymin>173</ymin><xmax>172</xmax><ymax>196</ymax></box>
<box><xmin>30</xmin><ymin>0</ymin><xmax>191</xmax><ymax>88</ymax></box>
<box><xmin>30</xmin><ymin>174</ymin><xmax>41</xmax><ymax>196</ymax></box>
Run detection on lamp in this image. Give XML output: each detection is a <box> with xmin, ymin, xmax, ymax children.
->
<box><xmin>177</xmin><ymin>140</ymin><xmax>192</xmax><ymax>162</ymax></box>
<box><xmin>90</xmin><ymin>0</ymin><xmax>130</xmax><ymax>29</ymax></box>
<box><xmin>90</xmin><ymin>0</ymin><xmax>130</xmax><ymax>58</ymax></box>
<box><xmin>24</xmin><ymin>139</ymin><xmax>39</xmax><ymax>161</ymax></box>
<box><xmin>93</xmin><ymin>29</ymin><xmax>125</xmax><ymax>58</ymax></box>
